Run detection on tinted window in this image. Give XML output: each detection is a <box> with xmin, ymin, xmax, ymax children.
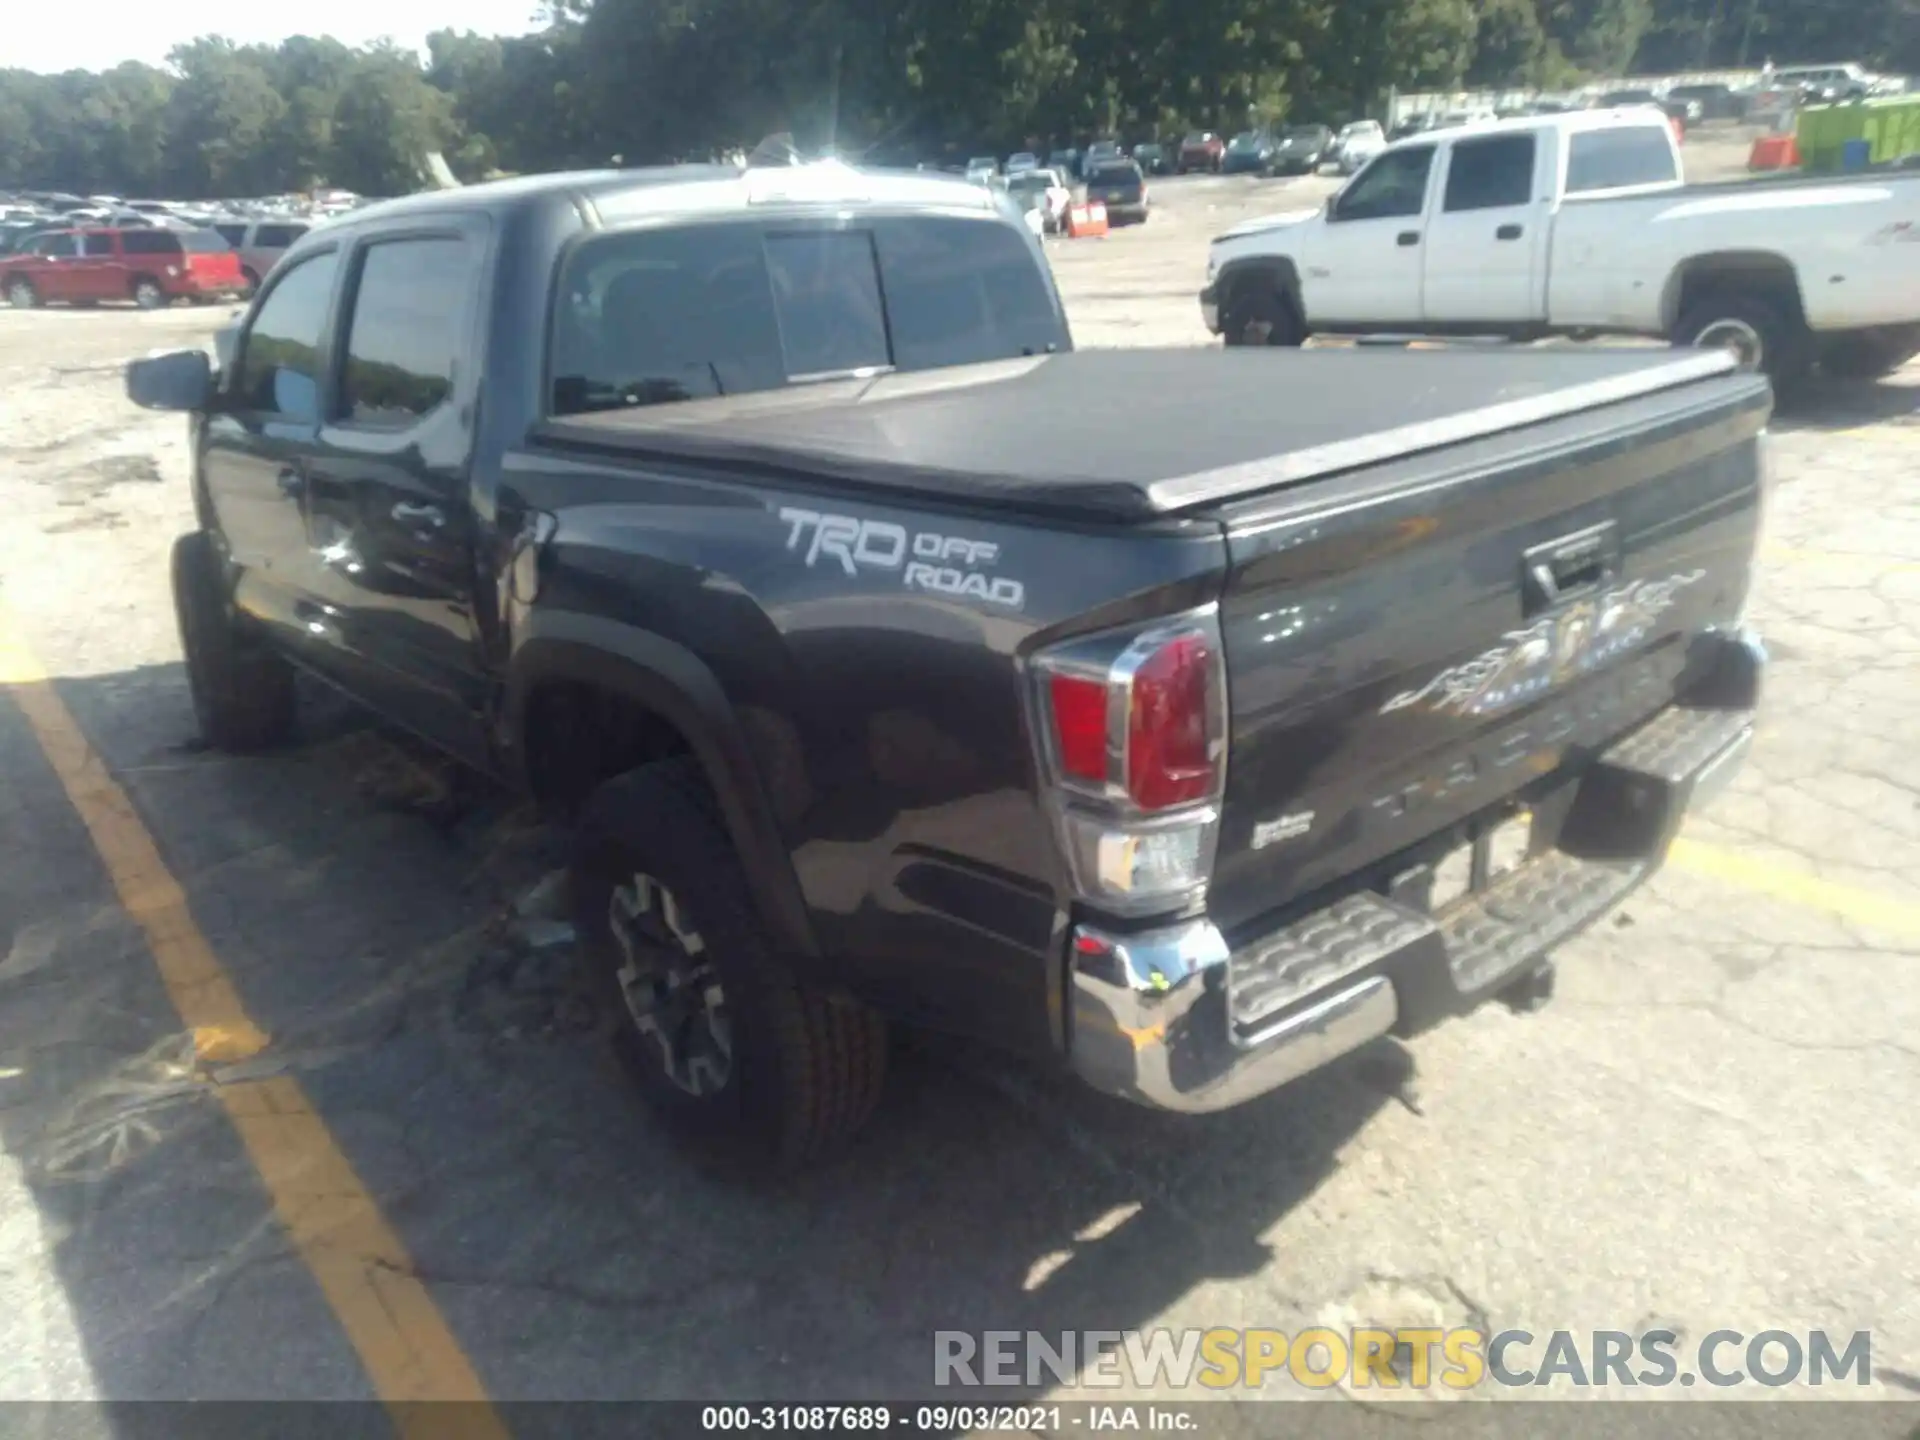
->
<box><xmin>338</xmin><ymin>237</ymin><xmax>469</xmax><ymax>426</ymax></box>
<box><xmin>181</xmin><ymin>230</ymin><xmax>227</xmax><ymax>254</ymax></box>
<box><xmin>1566</xmin><ymin>127</ymin><xmax>1678</xmax><ymax>192</ymax></box>
<box><xmin>763</xmin><ymin>231</ymin><xmax>890</xmax><ymax>378</ymax></box>
<box><xmin>552</xmin><ymin>224</ymin><xmax>784</xmax><ymax>414</ymax></box>
<box><xmin>876</xmin><ymin>216</ymin><xmax>1062</xmax><ymax>370</ymax></box>
<box><xmin>214</xmin><ymin>223</ymin><xmax>247</xmax><ymax>247</ymax></box>
<box><xmin>1443</xmin><ymin>134</ymin><xmax>1536</xmax><ymax>211</ymax></box>
<box><xmin>236</xmin><ymin>251</ymin><xmax>338</xmax><ymax>420</ymax></box>
<box><xmin>551</xmin><ymin>218</ymin><xmax>1066</xmax><ymax>416</ymax></box>
<box><xmin>254</xmin><ymin>223</ymin><xmax>308</xmax><ymax>249</ymax></box>
<box><xmin>1334</xmin><ymin>146</ymin><xmax>1434</xmax><ymax>221</ymax></box>
<box><xmin>121</xmin><ymin>230</ymin><xmax>182</xmax><ymax>255</ymax></box>
<box><xmin>34</xmin><ymin>233</ymin><xmax>77</xmax><ymax>257</ymax></box>
<box><xmin>81</xmin><ymin>232</ymin><xmax>115</xmax><ymax>257</ymax></box>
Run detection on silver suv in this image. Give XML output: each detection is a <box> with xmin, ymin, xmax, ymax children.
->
<box><xmin>210</xmin><ymin>218</ymin><xmax>312</xmax><ymax>296</ymax></box>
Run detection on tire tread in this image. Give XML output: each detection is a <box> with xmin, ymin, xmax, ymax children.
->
<box><xmin>575</xmin><ymin>757</ymin><xmax>886</xmax><ymax>1168</ymax></box>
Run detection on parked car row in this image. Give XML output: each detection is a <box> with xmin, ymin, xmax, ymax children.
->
<box><xmin>0</xmin><ymin>187</ymin><xmax>331</xmax><ymax>307</ymax></box>
<box><xmin>944</xmin><ymin>124</ymin><xmax>1373</xmax><ymax>185</ymax></box>
<box><xmin>1390</xmin><ymin>65</ymin><xmax>1908</xmax><ymax>139</ymax></box>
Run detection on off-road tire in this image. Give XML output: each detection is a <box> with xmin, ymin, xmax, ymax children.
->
<box><xmin>1672</xmin><ymin>290</ymin><xmax>1812</xmax><ymax>388</ymax></box>
<box><xmin>572</xmin><ymin>756</ymin><xmax>888</xmax><ymax>1172</ymax></box>
<box><xmin>132</xmin><ymin>277</ymin><xmax>167</xmax><ymax>310</ymax></box>
<box><xmin>1222</xmin><ymin>285</ymin><xmax>1306</xmax><ymax>348</ymax></box>
<box><xmin>1820</xmin><ymin>329</ymin><xmax>1920</xmax><ymax>381</ymax></box>
<box><xmin>5</xmin><ymin>276</ymin><xmax>36</xmax><ymax>309</ymax></box>
<box><xmin>171</xmin><ymin>531</ymin><xmax>297</xmax><ymax>751</ymax></box>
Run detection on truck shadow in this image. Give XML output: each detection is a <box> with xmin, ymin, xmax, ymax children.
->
<box><xmin>1772</xmin><ymin>371</ymin><xmax>1918</xmax><ymax>432</ymax></box>
<box><xmin>0</xmin><ymin>661</ymin><xmax>1404</xmax><ymax>1405</ymax></box>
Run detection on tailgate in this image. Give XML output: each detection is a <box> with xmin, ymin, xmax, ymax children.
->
<box><xmin>1202</xmin><ymin>364</ymin><xmax>1770</xmax><ymax>938</ymax></box>
<box><xmin>186</xmin><ymin>251</ymin><xmax>241</xmax><ymax>284</ymax></box>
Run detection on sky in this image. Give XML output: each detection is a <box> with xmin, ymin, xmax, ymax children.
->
<box><xmin>5</xmin><ymin>0</ymin><xmax>546</xmax><ymax>75</ymax></box>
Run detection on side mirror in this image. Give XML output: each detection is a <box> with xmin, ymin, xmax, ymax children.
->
<box><xmin>126</xmin><ymin>348</ymin><xmax>212</xmax><ymax>412</ymax></box>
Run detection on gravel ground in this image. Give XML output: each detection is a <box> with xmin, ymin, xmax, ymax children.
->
<box><xmin>0</xmin><ymin>139</ymin><xmax>1915</xmax><ymax>1421</ymax></box>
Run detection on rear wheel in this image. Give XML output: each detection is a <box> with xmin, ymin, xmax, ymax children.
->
<box><xmin>132</xmin><ymin>277</ymin><xmax>167</xmax><ymax>310</ymax></box>
<box><xmin>5</xmin><ymin>276</ymin><xmax>36</xmax><ymax>309</ymax></box>
<box><xmin>240</xmin><ymin>266</ymin><xmax>260</xmax><ymax>298</ymax></box>
<box><xmin>572</xmin><ymin>757</ymin><xmax>888</xmax><ymax>1172</ymax></box>
<box><xmin>1222</xmin><ymin>285</ymin><xmax>1305</xmax><ymax>348</ymax></box>
<box><xmin>171</xmin><ymin>531</ymin><xmax>298</xmax><ymax>751</ymax></box>
<box><xmin>1672</xmin><ymin>290</ymin><xmax>1812</xmax><ymax>387</ymax></box>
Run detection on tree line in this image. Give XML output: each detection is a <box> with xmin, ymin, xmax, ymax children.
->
<box><xmin>2</xmin><ymin>0</ymin><xmax>1916</xmax><ymax>199</ymax></box>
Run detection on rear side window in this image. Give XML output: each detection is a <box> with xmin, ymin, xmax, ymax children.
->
<box><xmin>550</xmin><ymin>216</ymin><xmax>1066</xmax><ymax>416</ymax></box>
<box><xmin>876</xmin><ymin>217</ymin><xmax>1062</xmax><ymax>370</ymax></box>
<box><xmin>236</xmin><ymin>251</ymin><xmax>339</xmax><ymax>421</ymax></box>
<box><xmin>255</xmin><ymin>223</ymin><xmax>308</xmax><ymax>249</ymax></box>
<box><xmin>337</xmin><ymin>237</ymin><xmax>470</xmax><ymax>427</ymax></box>
<box><xmin>763</xmin><ymin>231</ymin><xmax>890</xmax><ymax>379</ymax></box>
<box><xmin>1566</xmin><ymin>127</ymin><xmax>1678</xmax><ymax>193</ymax></box>
<box><xmin>81</xmin><ymin>233</ymin><xmax>116</xmax><ymax>257</ymax></box>
<box><xmin>214</xmin><ymin>223</ymin><xmax>247</xmax><ymax>247</ymax></box>
<box><xmin>1443</xmin><ymin>134</ymin><xmax>1536</xmax><ymax>211</ymax></box>
<box><xmin>121</xmin><ymin>230</ymin><xmax>183</xmax><ymax>255</ymax></box>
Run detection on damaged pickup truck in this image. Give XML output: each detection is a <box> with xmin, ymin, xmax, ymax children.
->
<box><xmin>128</xmin><ymin>160</ymin><xmax>1770</xmax><ymax>1168</ymax></box>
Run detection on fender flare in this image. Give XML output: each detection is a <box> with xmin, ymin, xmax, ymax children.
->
<box><xmin>1213</xmin><ymin>254</ymin><xmax>1304</xmax><ymax>323</ymax></box>
<box><xmin>505</xmin><ymin>609</ymin><xmax>820</xmax><ymax>961</ymax></box>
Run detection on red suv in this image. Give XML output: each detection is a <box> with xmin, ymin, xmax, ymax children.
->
<box><xmin>1177</xmin><ymin>132</ymin><xmax>1226</xmax><ymax>173</ymax></box>
<box><xmin>2</xmin><ymin>227</ymin><xmax>245</xmax><ymax>310</ymax></box>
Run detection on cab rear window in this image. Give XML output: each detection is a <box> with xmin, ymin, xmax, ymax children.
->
<box><xmin>1566</xmin><ymin>126</ymin><xmax>1679</xmax><ymax>193</ymax></box>
<box><xmin>549</xmin><ymin>215</ymin><xmax>1064</xmax><ymax>416</ymax></box>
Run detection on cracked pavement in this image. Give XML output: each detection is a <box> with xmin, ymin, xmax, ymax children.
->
<box><xmin>0</xmin><ymin>159</ymin><xmax>1915</xmax><ymax>1414</ymax></box>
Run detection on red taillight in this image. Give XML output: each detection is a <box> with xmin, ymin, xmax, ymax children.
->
<box><xmin>1049</xmin><ymin>672</ymin><xmax>1109</xmax><ymax>785</ymax></box>
<box><xmin>1034</xmin><ymin>613</ymin><xmax>1225</xmax><ymax>910</ymax></box>
<box><xmin>1040</xmin><ymin>623</ymin><xmax>1221</xmax><ymax>813</ymax></box>
<box><xmin>1126</xmin><ymin>633</ymin><xmax>1214</xmax><ymax>809</ymax></box>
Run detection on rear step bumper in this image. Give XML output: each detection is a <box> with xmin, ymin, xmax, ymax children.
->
<box><xmin>1066</xmin><ymin>631</ymin><xmax>1762</xmax><ymax>1114</ymax></box>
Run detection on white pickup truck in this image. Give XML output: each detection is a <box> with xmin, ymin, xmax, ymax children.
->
<box><xmin>1200</xmin><ymin>108</ymin><xmax>1920</xmax><ymax>384</ymax></box>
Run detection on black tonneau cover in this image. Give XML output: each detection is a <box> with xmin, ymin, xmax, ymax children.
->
<box><xmin>533</xmin><ymin>347</ymin><xmax>1741</xmax><ymax>521</ymax></box>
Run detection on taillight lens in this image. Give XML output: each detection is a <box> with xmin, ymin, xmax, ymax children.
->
<box><xmin>1127</xmin><ymin>631</ymin><xmax>1211</xmax><ymax>809</ymax></box>
<box><xmin>1049</xmin><ymin>673</ymin><xmax>1109</xmax><ymax>785</ymax></box>
<box><xmin>1031</xmin><ymin>611</ymin><xmax>1226</xmax><ymax>914</ymax></box>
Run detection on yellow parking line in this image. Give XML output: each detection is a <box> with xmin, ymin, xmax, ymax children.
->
<box><xmin>1669</xmin><ymin>837</ymin><xmax>1920</xmax><ymax>942</ymax></box>
<box><xmin>0</xmin><ymin>617</ymin><xmax>509</xmax><ymax>1437</ymax></box>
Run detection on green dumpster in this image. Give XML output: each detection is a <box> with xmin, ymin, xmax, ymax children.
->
<box><xmin>1796</xmin><ymin>96</ymin><xmax>1920</xmax><ymax>171</ymax></box>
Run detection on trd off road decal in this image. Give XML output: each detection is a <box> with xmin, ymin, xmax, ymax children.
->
<box><xmin>777</xmin><ymin>507</ymin><xmax>1026</xmax><ymax>610</ymax></box>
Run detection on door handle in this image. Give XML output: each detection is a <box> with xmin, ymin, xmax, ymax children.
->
<box><xmin>1520</xmin><ymin>522</ymin><xmax>1618</xmax><ymax>618</ymax></box>
<box><xmin>276</xmin><ymin>467</ymin><xmax>302</xmax><ymax>496</ymax></box>
<box><xmin>391</xmin><ymin>501</ymin><xmax>446</xmax><ymax>529</ymax></box>
<box><xmin>1397</xmin><ymin>231</ymin><xmax>1420</xmax><ymax>247</ymax></box>
<box><xmin>1496</xmin><ymin>223</ymin><xmax>1524</xmax><ymax>240</ymax></box>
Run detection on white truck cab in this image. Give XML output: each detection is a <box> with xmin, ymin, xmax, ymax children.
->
<box><xmin>1201</xmin><ymin>109</ymin><xmax>1920</xmax><ymax>384</ymax></box>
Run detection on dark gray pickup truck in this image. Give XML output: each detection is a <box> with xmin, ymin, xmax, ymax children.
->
<box><xmin>128</xmin><ymin>160</ymin><xmax>1769</xmax><ymax>1168</ymax></box>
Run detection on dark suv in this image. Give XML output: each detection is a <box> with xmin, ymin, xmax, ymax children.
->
<box><xmin>1084</xmin><ymin>160</ymin><xmax>1149</xmax><ymax>223</ymax></box>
